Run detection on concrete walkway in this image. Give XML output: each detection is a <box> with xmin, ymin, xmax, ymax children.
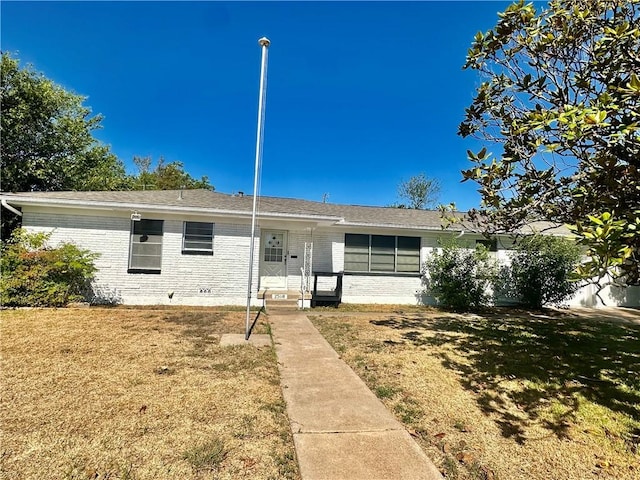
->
<box><xmin>268</xmin><ymin>310</ymin><xmax>443</xmax><ymax>480</ymax></box>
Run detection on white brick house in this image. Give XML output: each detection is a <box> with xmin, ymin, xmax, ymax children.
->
<box><xmin>1</xmin><ymin>190</ymin><xmax>638</xmax><ymax>307</ymax></box>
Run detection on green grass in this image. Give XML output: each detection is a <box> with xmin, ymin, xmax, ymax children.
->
<box><xmin>183</xmin><ymin>437</ymin><xmax>227</xmax><ymax>471</ymax></box>
<box><xmin>374</xmin><ymin>385</ymin><xmax>398</xmax><ymax>399</ymax></box>
<box><xmin>394</xmin><ymin>399</ymin><xmax>424</xmax><ymax>424</ymax></box>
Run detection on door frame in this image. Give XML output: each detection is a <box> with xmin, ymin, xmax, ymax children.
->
<box><xmin>259</xmin><ymin>229</ymin><xmax>288</xmax><ymax>290</ymax></box>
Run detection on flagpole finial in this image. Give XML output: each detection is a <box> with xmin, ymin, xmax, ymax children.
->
<box><xmin>259</xmin><ymin>37</ymin><xmax>270</xmax><ymax>47</ymax></box>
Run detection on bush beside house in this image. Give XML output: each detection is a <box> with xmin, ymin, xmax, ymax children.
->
<box><xmin>422</xmin><ymin>240</ymin><xmax>496</xmax><ymax>310</ymax></box>
<box><xmin>495</xmin><ymin>235</ymin><xmax>582</xmax><ymax>309</ymax></box>
<box><xmin>423</xmin><ymin>235</ymin><xmax>582</xmax><ymax>311</ymax></box>
<box><xmin>1</xmin><ymin>229</ymin><xmax>99</xmax><ymax>307</ymax></box>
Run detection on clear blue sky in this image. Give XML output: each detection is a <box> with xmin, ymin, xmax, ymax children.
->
<box><xmin>2</xmin><ymin>1</ymin><xmax>510</xmax><ymax>210</ymax></box>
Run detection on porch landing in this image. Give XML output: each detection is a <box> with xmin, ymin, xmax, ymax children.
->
<box><xmin>258</xmin><ymin>289</ymin><xmax>312</xmax><ymax>310</ymax></box>
<box><xmin>257</xmin><ymin>289</ymin><xmax>312</xmax><ymax>300</ymax></box>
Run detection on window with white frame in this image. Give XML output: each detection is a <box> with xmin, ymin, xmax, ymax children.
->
<box><xmin>182</xmin><ymin>221</ymin><xmax>214</xmax><ymax>254</ymax></box>
<box><xmin>128</xmin><ymin>219</ymin><xmax>163</xmax><ymax>273</ymax></box>
<box><xmin>344</xmin><ymin>234</ymin><xmax>421</xmax><ymax>273</ymax></box>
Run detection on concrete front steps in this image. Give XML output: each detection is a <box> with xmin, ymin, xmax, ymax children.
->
<box><xmin>258</xmin><ymin>289</ymin><xmax>312</xmax><ymax>311</ymax></box>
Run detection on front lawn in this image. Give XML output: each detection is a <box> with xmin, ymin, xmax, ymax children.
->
<box><xmin>310</xmin><ymin>307</ymin><xmax>640</xmax><ymax>480</ymax></box>
<box><xmin>0</xmin><ymin>308</ymin><xmax>299</xmax><ymax>480</ymax></box>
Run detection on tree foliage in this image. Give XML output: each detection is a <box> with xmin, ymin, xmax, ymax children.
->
<box><xmin>0</xmin><ymin>229</ymin><xmax>99</xmax><ymax>307</ymax></box>
<box><xmin>459</xmin><ymin>0</ymin><xmax>640</xmax><ymax>287</ymax></box>
<box><xmin>423</xmin><ymin>240</ymin><xmax>496</xmax><ymax>310</ymax></box>
<box><xmin>393</xmin><ymin>173</ymin><xmax>441</xmax><ymax>209</ymax></box>
<box><xmin>496</xmin><ymin>235</ymin><xmax>582</xmax><ymax>308</ymax></box>
<box><xmin>0</xmin><ymin>53</ymin><xmax>214</xmax><ymax>238</ymax></box>
<box><xmin>131</xmin><ymin>156</ymin><xmax>213</xmax><ymax>191</ymax></box>
<box><xmin>0</xmin><ymin>52</ymin><xmax>128</xmax><ymax>193</ymax></box>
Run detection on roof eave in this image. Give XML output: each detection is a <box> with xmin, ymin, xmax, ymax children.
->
<box><xmin>0</xmin><ymin>196</ymin><xmax>343</xmax><ymax>224</ymax></box>
<box><xmin>337</xmin><ymin>221</ymin><xmax>461</xmax><ymax>232</ymax></box>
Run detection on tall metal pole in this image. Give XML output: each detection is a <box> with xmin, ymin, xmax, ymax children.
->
<box><xmin>246</xmin><ymin>37</ymin><xmax>270</xmax><ymax>340</ymax></box>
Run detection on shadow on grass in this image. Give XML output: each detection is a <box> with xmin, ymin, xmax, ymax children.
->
<box><xmin>371</xmin><ymin>311</ymin><xmax>640</xmax><ymax>446</ymax></box>
<box><xmin>162</xmin><ymin>311</ymin><xmax>232</xmax><ymax>355</ymax></box>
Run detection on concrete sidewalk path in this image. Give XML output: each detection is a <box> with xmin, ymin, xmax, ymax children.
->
<box><xmin>269</xmin><ymin>310</ymin><xmax>443</xmax><ymax>480</ymax></box>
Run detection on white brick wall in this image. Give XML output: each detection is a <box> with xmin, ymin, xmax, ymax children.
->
<box><xmin>22</xmin><ymin>209</ymin><xmax>260</xmax><ymax>306</ymax></box>
<box><xmin>311</xmin><ymin>230</ymin><xmax>343</xmax><ymax>272</ymax></box>
<box><xmin>20</xmin><ymin>208</ymin><xmax>638</xmax><ymax>307</ymax></box>
<box><xmin>342</xmin><ymin>274</ymin><xmax>426</xmax><ymax>304</ymax></box>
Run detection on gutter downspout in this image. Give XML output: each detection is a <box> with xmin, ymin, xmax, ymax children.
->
<box><xmin>1</xmin><ymin>199</ymin><xmax>23</xmax><ymax>217</ymax></box>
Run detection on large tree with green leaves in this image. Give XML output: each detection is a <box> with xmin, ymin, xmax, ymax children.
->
<box><xmin>459</xmin><ymin>0</ymin><xmax>640</xmax><ymax>288</ymax></box>
<box><xmin>131</xmin><ymin>156</ymin><xmax>213</xmax><ymax>191</ymax></box>
<box><xmin>1</xmin><ymin>52</ymin><xmax>128</xmax><ymax>192</ymax></box>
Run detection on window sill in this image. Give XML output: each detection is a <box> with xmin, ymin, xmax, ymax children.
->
<box><xmin>127</xmin><ymin>268</ymin><xmax>161</xmax><ymax>274</ymax></box>
<box><xmin>182</xmin><ymin>250</ymin><xmax>214</xmax><ymax>256</ymax></box>
<box><xmin>343</xmin><ymin>271</ymin><xmax>422</xmax><ymax>277</ymax></box>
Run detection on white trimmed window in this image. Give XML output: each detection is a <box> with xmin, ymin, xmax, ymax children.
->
<box><xmin>128</xmin><ymin>219</ymin><xmax>163</xmax><ymax>273</ymax></box>
<box><xmin>344</xmin><ymin>234</ymin><xmax>421</xmax><ymax>273</ymax></box>
<box><xmin>182</xmin><ymin>221</ymin><xmax>214</xmax><ymax>255</ymax></box>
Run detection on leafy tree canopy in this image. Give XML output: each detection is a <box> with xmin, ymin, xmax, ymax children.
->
<box><xmin>0</xmin><ymin>52</ymin><xmax>128</xmax><ymax>192</ymax></box>
<box><xmin>131</xmin><ymin>156</ymin><xmax>213</xmax><ymax>191</ymax></box>
<box><xmin>392</xmin><ymin>173</ymin><xmax>441</xmax><ymax>209</ymax></box>
<box><xmin>459</xmin><ymin>0</ymin><xmax>640</xmax><ymax>286</ymax></box>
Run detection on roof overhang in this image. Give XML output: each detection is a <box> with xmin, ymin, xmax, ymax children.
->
<box><xmin>337</xmin><ymin>220</ymin><xmax>465</xmax><ymax>232</ymax></box>
<box><xmin>0</xmin><ymin>194</ymin><xmax>344</xmax><ymax>226</ymax></box>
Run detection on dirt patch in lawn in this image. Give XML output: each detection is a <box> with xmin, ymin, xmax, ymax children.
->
<box><xmin>310</xmin><ymin>308</ymin><xmax>640</xmax><ymax>480</ymax></box>
<box><xmin>0</xmin><ymin>307</ymin><xmax>299</xmax><ymax>480</ymax></box>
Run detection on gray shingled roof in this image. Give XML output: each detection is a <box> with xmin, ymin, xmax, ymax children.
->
<box><xmin>1</xmin><ymin>189</ymin><xmax>465</xmax><ymax>231</ymax></box>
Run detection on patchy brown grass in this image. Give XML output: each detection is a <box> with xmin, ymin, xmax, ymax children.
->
<box><xmin>310</xmin><ymin>307</ymin><xmax>640</xmax><ymax>480</ymax></box>
<box><xmin>0</xmin><ymin>307</ymin><xmax>299</xmax><ymax>480</ymax></box>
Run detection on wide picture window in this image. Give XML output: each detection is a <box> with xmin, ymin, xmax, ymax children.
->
<box><xmin>344</xmin><ymin>234</ymin><xmax>420</xmax><ymax>273</ymax></box>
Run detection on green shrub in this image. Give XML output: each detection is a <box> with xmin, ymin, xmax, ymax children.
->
<box><xmin>496</xmin><ymin>235</ymin><xmax>582</xmax><ymax>309</ymax></box>
<box><xmin>0</xmin><ymin>229</ymin><xmax>99</xmax><ymax>307</ymax></box>
<box><xmin>423</xmin><ymin>240</ymin><xmax>496</xmax><ymax>310</ymax></box>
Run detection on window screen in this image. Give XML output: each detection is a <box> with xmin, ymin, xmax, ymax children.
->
<box><xmin>344</xmin><ymin>234</ymin><xmax>369</xmax><ymax>271</ymax></box>
<box><xmin>183</xmin><ymin>222</ymin><xmax>214</xmax><ymax>253</ymax></box>
<box><xmin>371</xmin><ymin>235</ymin><xmax>395</xmax><ymax>272</ymax></box>
<box><xmin>129</xmin><ymin>219</ymin><xmax>163</xmax><ymax>272</ymax></box>
<box><xmin>396</xmin><ymin>236</ymin><xmax>421</xmax><ymax>272</ymax></box>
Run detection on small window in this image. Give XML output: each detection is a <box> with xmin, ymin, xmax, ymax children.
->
<box><xmin>263</xmin><ymin>232</ymin><xmax>284</xmax><ymax>262</ymax></box>
<box><xmin>129</xmin><ymin>219</ymin><xmax>163</xmax><ymax>273</ymax></box>
<box><xmin>183</xmin><ymin>221</ymin><xmax>214</xmax><ymax>254</ymax></box>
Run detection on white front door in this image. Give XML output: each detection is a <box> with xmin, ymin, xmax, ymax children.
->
<box><xmin>260</xmin><ymin>230</ymin><xmax>287</xmax><ymax>289</ymax></box>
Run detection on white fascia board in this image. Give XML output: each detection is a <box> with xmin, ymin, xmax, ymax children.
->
<box><xmin>338</xmin><ymin>221</ymin><xmax>460</xmax><ymax>232</ymax></box>
<box><xmin>0</xmin><ymin>196</ymin><xmax>344</xmax><ymax>225</ymax></box>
